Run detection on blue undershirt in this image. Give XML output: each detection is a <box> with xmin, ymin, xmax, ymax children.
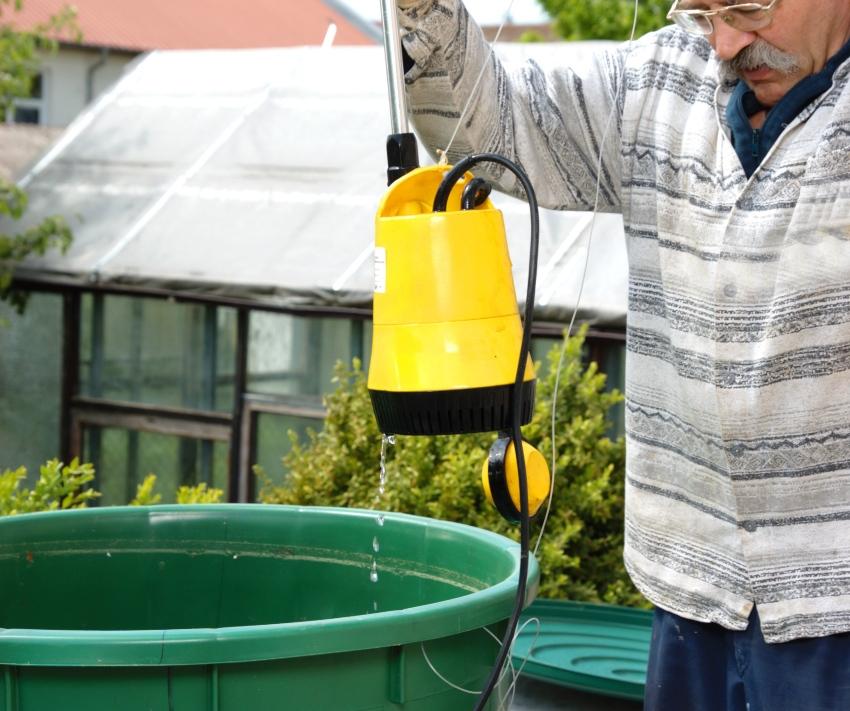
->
<box><xmin>726</xmin><ymin>37</ymin><xmax>850</xmax><ymax>177</ymax></box>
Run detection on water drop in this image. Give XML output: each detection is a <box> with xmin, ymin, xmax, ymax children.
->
<box><xmin>372</xmin><ymin>536</ymin><xmax>380</xmax><ymax>553</ymax></box>
<box><xmin>373</xmin><ymin>600</ymin><xmax>378</xmax><ymax>612</ymax></box>
<box><xmin>377</xmin><ymin>514</ymin><xmax>385</xmax><ymax>527</ymax></box>
<box><xmin>379</xmin><ymin>434</ymin><xmax>394</xmax><ymax>489</ymax></box>
<box><xmin>370</xmin><ymin>559</ymin><xmax>379</xmax><ymax>583</ymax></box>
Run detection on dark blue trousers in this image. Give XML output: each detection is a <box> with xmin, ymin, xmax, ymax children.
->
<box><xmin>644</xmin><ymin>606</ymin><xmax>850</xmax><ymax>711</ymax></box>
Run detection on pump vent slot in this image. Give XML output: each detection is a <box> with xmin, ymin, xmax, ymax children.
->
<box><xmin>368</xmin><ymin>381</ymin><xmax>536</xmax><ymax>436</ymax></box>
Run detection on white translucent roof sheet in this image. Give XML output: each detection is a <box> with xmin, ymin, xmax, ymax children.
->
<box><xmin>10</xmin><ymin>44</ymin><xmax>627</xmax><ymax>326</ymax></box>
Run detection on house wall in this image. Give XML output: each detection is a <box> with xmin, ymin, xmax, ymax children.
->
<box><xmin>35</xmin><ymin>46</ymin><xmax>139</xmax><ymax>127</ymax></box>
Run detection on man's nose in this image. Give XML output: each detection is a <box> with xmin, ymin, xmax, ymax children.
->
<box><xmin>710</xmin><ymin>18</ymin><xmax>756</xmax><ymax>61</ymax></box>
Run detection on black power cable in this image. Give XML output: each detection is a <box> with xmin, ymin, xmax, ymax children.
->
<box><xmin>433</xmin><ymin>153</ymin><xmax>540</xmax><ymax>710</ymax></box>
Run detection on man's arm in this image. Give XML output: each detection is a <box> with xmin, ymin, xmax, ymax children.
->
<box><xmin>397</xmin><ymin>0</ymin><xmax>626</xmax><ymax>212</ymax></box>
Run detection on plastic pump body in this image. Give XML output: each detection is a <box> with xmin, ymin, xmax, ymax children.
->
<box><xmin>368</xmin><ymin>165</ymin><xmax>535</xmax><ymax>436</ymax></box>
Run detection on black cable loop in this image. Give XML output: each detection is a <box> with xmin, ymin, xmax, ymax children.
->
<box><xmin>433</xmin><ymin>153</ymin><xmax>540</xmax><ymax>711</ymax></box>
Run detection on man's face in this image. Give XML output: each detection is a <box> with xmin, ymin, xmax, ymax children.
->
<box><xmin>687</xmin><ymin>0</ymin><xmax>850</xmax><ymax>107</ymax></box>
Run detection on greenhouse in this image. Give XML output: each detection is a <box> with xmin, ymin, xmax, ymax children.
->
<box><xmin>1</xmin><ymin>43</ymin><xmax>627</xmax><ymax>505</ymax></box>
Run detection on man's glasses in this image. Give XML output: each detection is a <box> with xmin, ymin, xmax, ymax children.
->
<box><xmin>667</xmin><ymin>0</ymin><xmax>781</xmax><ymax>35</ymax></box>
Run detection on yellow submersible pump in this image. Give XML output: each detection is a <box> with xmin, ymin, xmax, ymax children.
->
<box><xmin>370</xmin><ymin>4</ymin><xmax>550</xmax><ymax>708</ymax></box>
<box><xmin>367</xmin><ymin>161</ymin><xmax>551</xmax><ymax>523</ymax></box>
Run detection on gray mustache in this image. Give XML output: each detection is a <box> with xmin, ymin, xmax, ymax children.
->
<box><xmin>728</xmin><ymin>39</ymin><xmax>800</xmax><ymax>75</ymax></box>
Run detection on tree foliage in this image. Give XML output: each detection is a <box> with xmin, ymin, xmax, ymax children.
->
<box><xmin>259</xmin><ymin>327</ymin><xmax>646</xmax><ymax>607</ymax></box>
<box><xmin>0</xmin><ymin>188</ymin><xmax>72</xmax><ymax>311</ymax></box>
<box><xmin>0</xmin><ymin>0</ymin><xmax>78</xmax><ymax>311</ymax></box>
<box><xmin>0</xmin><ymin>0</ymin><xmax>79</xmax><ymax>116</ymax></box>
<box><xmin>538</xmin><ymin>0</ymin><xmax>670</xmax><ymax>40</ymax></box>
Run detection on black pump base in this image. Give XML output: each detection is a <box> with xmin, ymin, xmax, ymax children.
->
<box><xmin>369</xmin><ymin>381</ymin><xmax>536</xmax><ymax>436</ymax></box>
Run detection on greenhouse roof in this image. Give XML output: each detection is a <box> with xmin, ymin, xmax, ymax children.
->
<box><xmin>9</xmin><ymin>43</ymin><xmax>628</xmax><ymax>327</ymax></box>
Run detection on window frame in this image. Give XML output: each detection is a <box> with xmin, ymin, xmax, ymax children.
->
<box><xmin>42</xmin><ymin>285</ymin><xmax>625</xmax><ymax>504</ymax></box>
<box><xmin>8</xmin><ymin>71</ymin><xmax>49</xmax><ymax>125</ymax></box>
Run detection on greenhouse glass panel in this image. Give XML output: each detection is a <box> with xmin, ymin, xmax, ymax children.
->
<box><xmin>78</xmin><ymin>294</ymin><xmax>236</xmax><ymax>411</ymax></box>
<box><xmin>247</xmin><ymin>313</ymin><xmax>366</xmax><ymax>399</ymax></box>
<box><xmin>82</xmin><ymin>427</ymin><xmax>228</xmax><ymax>506</ymax></box>
<box><xmin>0</xmin><ymin>293</ymin><xmax>62</xmax><ymax>480</ymax></box>
<box><xmin>252</xmin><ymin>412</ymin><xmax>321</xmax><ymax>497</ymax></box>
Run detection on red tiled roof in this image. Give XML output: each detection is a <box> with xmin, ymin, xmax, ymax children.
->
<box><xmin>6</xmin><ymin>0</ymin><xmax>376</xmax><ymax>52</ymax></box>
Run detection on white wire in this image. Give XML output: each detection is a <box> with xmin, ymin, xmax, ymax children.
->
<box><xmin>421</xmin><ymin>0</ymin><xmax>643</xmax><ymax>701</ymax></box>
<box><xmin>482</xmin><ymin>624</ymin><xmax>519</xmax><ymax>705</ymax></box>
<box><xmin>533</xmin><ymin>0</ymin><xmax>641</xmax><ymax>559</ymax></box>
<box><xmin>420</xmin><ymin>618</ymin><xmax>542</xmax><ymax>706</ymax></box>
<box><xmin>497</xmin><ymin>617</ymin><xmax>541</xmax><ymax>711</ymax></box>
<box><xmin>441</xmin><ymin>0</ymin><xmax>518</xmax><ymax>162</ymax></box>
<box><xmin>434</xmin><ymin>0</ymin><xmax>640</xmax><ymax>557</ymax></box>
<box><xmin>420</xmin><ymin>626</ymin><xmax>504</xmax><ymax>695</ymax></box>
<box><xmin>421</xmin><ymin>641</ymin><xmax>482</xmax><ymax>694</ymax></box>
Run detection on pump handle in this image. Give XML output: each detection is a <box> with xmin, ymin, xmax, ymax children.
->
<box><xmin>379</xmin><ymin>0</ymin><xmax>409</xmax><ymax>135</ymax></box>
<box><xmin>379</xmin><ymin>0</ymin><xmax>420</xmax><ymax>184</ymax></box>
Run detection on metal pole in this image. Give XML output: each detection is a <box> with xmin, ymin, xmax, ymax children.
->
<box><xmin>379</xmin><ymin>0</ymin><xmax>409</xmax><ymax>134</ymax></box>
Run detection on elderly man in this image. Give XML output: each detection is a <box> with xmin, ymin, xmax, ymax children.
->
<box><xmin>394</xmin><ymin>0</ymin><xmax>850</xmax><ymax>709</ymax></box>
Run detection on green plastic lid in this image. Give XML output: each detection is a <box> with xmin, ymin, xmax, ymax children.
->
<box><xmin>512</xmin><ymin>599</ymin><xmax>652</xmax><ymax>702</ymax></box>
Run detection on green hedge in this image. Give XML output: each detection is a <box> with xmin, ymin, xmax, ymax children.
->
<box><xmin>0</xmin><ymin>463</ymin><xmax>223</xmax><ymax>514</ymax></box>
<box><xmin>259</xmin><ymin>326</ymin><xmax>646</xmax><ymax>607</ymax></box>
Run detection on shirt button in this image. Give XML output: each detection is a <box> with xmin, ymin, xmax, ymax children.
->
<box><xmin>723</xmin><ymin>283</ymin><xmax>737</xmax><ymax>298</ymax></box>
<box><xmin>730</xmin><ymin>444</ymin><xmax>744</xmax><ymax>456</ymax></box>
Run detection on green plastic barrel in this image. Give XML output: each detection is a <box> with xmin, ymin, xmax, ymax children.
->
<box><xmin>0</xmin><ymin>504</ymin><xmax>538</xmax><ymax>710</ymax></box>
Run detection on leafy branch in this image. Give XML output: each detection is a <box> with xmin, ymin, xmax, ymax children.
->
<box><xmin>0</xmin><ymin>458</ymin><xmax>99</xmax><ymax>516</ymax></box>
<box><xmin>0</xmin><ymin>0</ymin><xmax>79</xmax><ymax>312</ymax></box>
<box><xmin>538</xmin><ymin>0</ymin><xmax>670</xmax><ymax>40</ymax></box>
<box><xmin>0</xmin><ymin>1</ymin><xmax>80</xmax><ymax>119</ymax></box>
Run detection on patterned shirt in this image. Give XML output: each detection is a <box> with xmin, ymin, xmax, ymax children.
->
<box><xmin>399</xmin><ymin>0</ymin><xmax>850</xmax><ymax>643</ymax></box>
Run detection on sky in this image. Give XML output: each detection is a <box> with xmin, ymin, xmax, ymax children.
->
<box><xmin>340</xmin><ymin>0</ymin><xmax>551</xmax><ymax>25</ymax></box>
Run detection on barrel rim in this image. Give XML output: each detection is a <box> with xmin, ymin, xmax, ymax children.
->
<box><xmin>0</xmin><ymin>504</ymin><xmax>538</xmax><ymax>667</ymax></box>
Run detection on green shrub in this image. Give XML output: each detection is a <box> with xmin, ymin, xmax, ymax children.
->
<box><xmin>0</xmin><ymin>458</ymin><xmax>99</xmax><ymax>515</ymax></box>
<box><xmin>128</xmin><ymin>473</ymin><xmax>162</xmax><ymax>506</ymax></box>
<box><xmin>1</xmin><ymin>465</ymin><xmax>224</xmax><ymax>514</ymax></box>
<box><xmin>175</xmin><ymin>482</ymin><xmax>224</xmax><ymax>504</ymax></box>
<box><xmin>259</xmin><ymin>326</ymin><xmax>646</xmax><ymax>607</ymax></box>
<box><xmin>129</xmin><ymin>474</ymin><xmax>224</xmax><ymax>505</ymax></box>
